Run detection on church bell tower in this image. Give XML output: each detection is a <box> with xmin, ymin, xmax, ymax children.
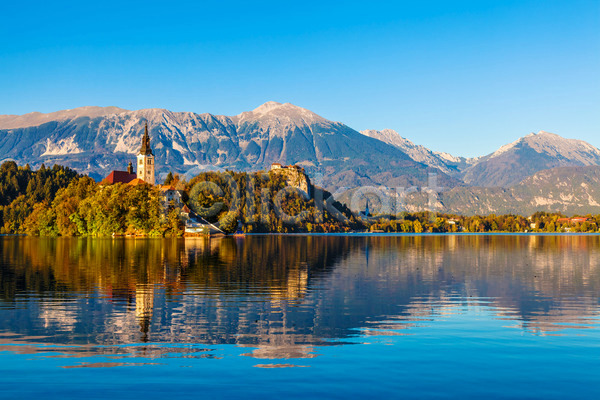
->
<box><xmin>137</xmin><ymin>123</ymin><xmax>155</xmax><ymax>185</ymax></box>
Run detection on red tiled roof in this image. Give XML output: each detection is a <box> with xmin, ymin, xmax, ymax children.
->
<box><xmin>128</xmin><ymin>178</ymin><xmax>148</xmax><ymax>186</ymax></box>
<box><xmin>102</xmin><ymin>170</ymin><xmax>137</xmax><ymax>185</ymax></box>
<box><xmin>557</xmin><ymin>217</ymin><xmax>593</xmax><ymax>224</ymax></box>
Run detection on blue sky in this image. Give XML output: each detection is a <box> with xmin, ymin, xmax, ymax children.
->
<box><xmin>1</xmin><ymin>0</ymin><xmax>598</xmax><ymax>157</ymax></box>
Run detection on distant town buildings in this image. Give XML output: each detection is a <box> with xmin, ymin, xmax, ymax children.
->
<box><xmin>556</xmin><ymin>217</ymin><xmax>594</xmax><ymax>225</ymax></box>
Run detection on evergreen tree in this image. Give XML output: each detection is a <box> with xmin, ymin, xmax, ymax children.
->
<box><xmin>164</xmin><ymin>172</ymin><xmax>174</xmax><ymax>185</ymax></box>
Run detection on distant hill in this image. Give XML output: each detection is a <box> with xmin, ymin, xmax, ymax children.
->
<box><xmin>0</xmin><ymin>102</ymin><xmax>459</xmax><ymax>190</ymax></box>
<box><xmin>438</xmin><ymin>165</ymin><xmax>600</xmax><ymax>215</ymax></box>
<box><xmin>340</xmin><ymin>166</ymin><xmax>600</xmax><ymax>216</ymax></box>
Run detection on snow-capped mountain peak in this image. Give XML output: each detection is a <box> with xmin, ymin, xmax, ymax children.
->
<box><xmin>233</xmin><ymin>101</ymin><xmax>327</xmax><ymax>128</ymax></box>
<box><xmin>487</xmin><ymin>130</ymin><xmax>600</xmax><ymax>162</ymax></box>
<box><xmin>251</xmin><ymin>101</ymin><xmax>284</xmax><ymax>115</ymax></box>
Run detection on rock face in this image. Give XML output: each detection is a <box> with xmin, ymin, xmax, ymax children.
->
<box><xmin>269</xmin><ymin>163</ymin><xmax>312</xmax><ymax>197</ymax></box>
<box><xmin>0</xmin><ymin>103</ymin><xmax>458</xmax><ymax>190</ymax></box>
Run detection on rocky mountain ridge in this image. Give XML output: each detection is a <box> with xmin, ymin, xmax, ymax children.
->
<box><xmin>0</xmin><ymin>106</ymin><xmax>128</xmax><ymax>130</ymax></box>
<box><xmin>359</xmin><ymin>128</ymin><xmax>600</xmax><ymax>188</ymax></box>
<box><xmin>360</xmin><ymin>128</ymin><xmax>476</xmax><ymax>176</ymax></box>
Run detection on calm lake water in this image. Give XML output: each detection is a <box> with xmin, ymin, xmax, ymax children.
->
<box><xmin>1</xmin><ymin>235</ymin><xmax>599</xmax><ymax>399</ymax></box>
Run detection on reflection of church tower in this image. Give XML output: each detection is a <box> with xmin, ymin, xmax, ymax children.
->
<box><xmin>135</xmin><ymin>284</ymin><xmax>155</xmax><ymax>342</ymax></box>
<box><xmin>137</xmin><ymin>123</ymin><xmax>155</xmax><ymax>185</ymax></box>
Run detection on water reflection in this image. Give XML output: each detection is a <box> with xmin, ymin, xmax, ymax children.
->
<box><xmin>0</xmin><ymin>235</ymin><xmax>599</xmax><ymax>362</ymax></box>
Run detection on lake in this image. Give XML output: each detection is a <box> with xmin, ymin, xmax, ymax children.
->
<box><xmin>0</xmin><ymin>235</ymin><xmax>599</xmax><ymax>399</ymax></box>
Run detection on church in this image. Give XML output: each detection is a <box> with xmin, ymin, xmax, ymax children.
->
<box><xmin>101</xmin><ymin>123</ymin><xmax>155</xmax><ymax>185</ymax></box>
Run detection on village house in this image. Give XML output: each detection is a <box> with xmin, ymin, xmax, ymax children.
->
<box><xmin>160</xmin><ymin>185</ymin><xmax>182</xmax><ymax>207</ymax></box>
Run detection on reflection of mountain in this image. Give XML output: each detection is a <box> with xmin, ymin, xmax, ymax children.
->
<box><xmin>0</xmin><ymin>235</ymin><xmax>599</xmax><ymax>360</ymax></box>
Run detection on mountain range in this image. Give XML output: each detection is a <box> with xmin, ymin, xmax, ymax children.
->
<box><xmin>0</xmin><ymin>103</ymin><xmax>458</xmax><ymax>190</ymax></box>
<box><xmin>1</xmin><ymin>102</ymin><xmax>599</xmax><ymax>215</ymax></box>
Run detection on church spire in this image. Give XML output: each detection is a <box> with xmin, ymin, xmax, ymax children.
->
<box><xmin>137</xmin><ymin>122</ymin><xmax>156</xmax><ymax>185</ymax></box>
<box><xmin>139</xmin><ymin>122</ymin><xmax>153</xmax><ymax>156</ymax></box>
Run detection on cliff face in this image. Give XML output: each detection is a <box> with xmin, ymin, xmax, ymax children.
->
<box><xmin>270</xmin><ymin>165</ymin><xmax>311</xmax><ymax>197</ymax></box>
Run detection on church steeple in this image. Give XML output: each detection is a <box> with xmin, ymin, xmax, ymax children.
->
<box><xmin>137</xmin><ymin>122</ymin><xmax>155</xmax><ymax>185</ymax></box>
<box><xmin>139</xmin><ymin>123</ymin><xmax>153</xmax><ymax>156</ymax></box>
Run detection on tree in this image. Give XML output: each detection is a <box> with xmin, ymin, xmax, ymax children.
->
<box><xmin>414</xmin><ymin>220</ymin><xmax>423</xmax><ymax>233</ymax></box>
<box><xmin>164</xmin><ymin>172</ymin><xmax>174</xmax><ymax>185</ymax></box>
<box><xmin>219</xmin><ymin>211</ymin><xmax>239</xmax><ymax>234</ymax></box>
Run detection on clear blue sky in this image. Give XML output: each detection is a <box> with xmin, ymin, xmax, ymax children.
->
<box><xmin>1</xmin><ymin>0</ymin><xmax>598</xmax><ymax>157</ymax></box>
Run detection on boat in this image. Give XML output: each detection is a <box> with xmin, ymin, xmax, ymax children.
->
<box><xmin>233</xmin><ymin>229</ymin><xmax>245</xmax><ymax>237</ymax></box>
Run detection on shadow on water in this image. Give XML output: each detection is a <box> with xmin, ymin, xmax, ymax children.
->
<box><xmin>0</xmin><ymin>235</ymin><xmax>599</xmax><ymax>361</ymax></box>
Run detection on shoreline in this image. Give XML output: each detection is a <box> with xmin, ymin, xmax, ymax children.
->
<box><xmin>1</xmin><ymin>232</ymin><xmax>599</xmax><ymax>239</ymax></box>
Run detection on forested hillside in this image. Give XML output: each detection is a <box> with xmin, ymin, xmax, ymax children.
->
<box><xmin>2</xmin><ymin>161</ymin><xmax>599</xmax><ymax>236</ymax></box>
<box><xmin>0</xmin><ymin>161</ymin><xmax>79</xmax><ymax>233</ymax></box>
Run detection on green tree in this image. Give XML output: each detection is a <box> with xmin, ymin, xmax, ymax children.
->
<box><xmin>164</xmin><ymin>172</ymin><xmax>174</xmax><ymax>185</ymax></box>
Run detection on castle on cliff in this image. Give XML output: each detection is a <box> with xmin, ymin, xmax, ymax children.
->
<box><xmin>270</xmin><ymin>163</ymin><xmax>312</xmax><ymax>197</ymax></box>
